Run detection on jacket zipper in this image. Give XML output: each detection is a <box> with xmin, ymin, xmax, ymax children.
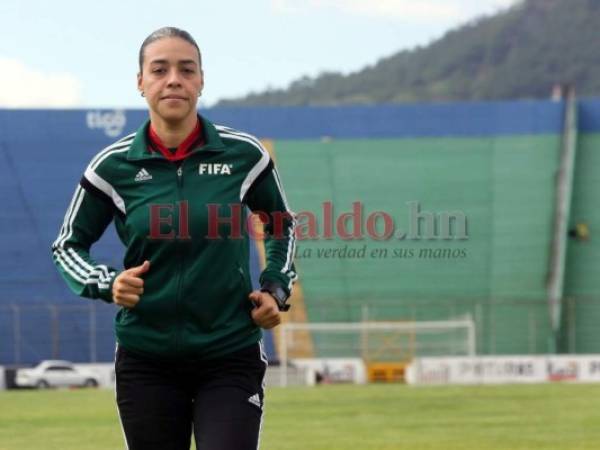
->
<box><xmin>174</xmin><ymin>162</ymin><xmax>185</xmax><ymax>356</ymax></box>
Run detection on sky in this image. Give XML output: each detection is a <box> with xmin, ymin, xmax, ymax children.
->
<box><xmin>0</xmin><ymin>0</ymin><xmax>519</xmax><ymax>108</ymax></box>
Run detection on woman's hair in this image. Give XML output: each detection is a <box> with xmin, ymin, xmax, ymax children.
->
<box><xmin>138</xmin><ymin>27</ymin><xmax>202</xmax><ymax>72</ymax></box>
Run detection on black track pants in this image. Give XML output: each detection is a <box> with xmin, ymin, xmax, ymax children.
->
<box><xmin>115</xmin><ymin>342</ymin><xmax>267</xmax><ymax>450</ymax></box>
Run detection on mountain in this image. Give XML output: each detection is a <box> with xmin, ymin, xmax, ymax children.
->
<box><xmin>216</xmin><ymin>0</ymin><xmax>600</xmax><ymax>107</ymax></box>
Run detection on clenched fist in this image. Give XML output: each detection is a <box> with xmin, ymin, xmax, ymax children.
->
<box><xmin>112</xmin><ymin>260</ymin><xmax>150</xmax><ymax>308</ymax></box>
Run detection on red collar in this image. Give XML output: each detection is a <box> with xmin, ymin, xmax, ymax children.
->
<box><xmin>148</xmin><ymin>119</ymin><xmax>204</xmax><ymax>161</ymax></box>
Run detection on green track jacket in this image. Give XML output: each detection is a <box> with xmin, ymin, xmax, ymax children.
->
<box><xmin>51</xmin><ymin>116</ymin><xmax>297</xmax><ymax>360</ymax></box>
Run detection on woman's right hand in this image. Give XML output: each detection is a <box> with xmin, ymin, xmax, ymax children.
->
<box><xmin>112</xmin><ymin>260</ymin><xmax>150</xmax><ymax>308</ymax></box>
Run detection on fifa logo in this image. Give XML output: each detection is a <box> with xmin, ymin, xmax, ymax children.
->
<box><xmin>86</xmin><ymin>110</ymin><xmax>127</xmax><ymax>138</ymax></box>
<box><xmin>199</xmin><ymin>163</ymin><xmax>233</xmax><ymax>175</ymax></box>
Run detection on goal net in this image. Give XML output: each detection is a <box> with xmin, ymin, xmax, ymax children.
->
<box><xmin>277</xmin><ymin>319</ymin><xmax>476</xmax><ymax>386</ymax></box>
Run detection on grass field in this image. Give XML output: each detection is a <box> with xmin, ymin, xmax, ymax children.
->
<box><xmin>0</xmin><ymin>383</ymin><xmax>599</xmax><ymax>449</ymax></box>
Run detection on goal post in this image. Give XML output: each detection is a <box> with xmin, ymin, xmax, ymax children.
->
<box><xmin>278</xmin><ymin>319</ymin><xmax>476</xmax><ymax>387</ymax></box>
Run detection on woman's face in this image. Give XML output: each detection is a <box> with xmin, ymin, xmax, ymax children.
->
<box><xmin>137</xmin><ymin>37</ymin><xmax>204</xmax><ymax>124</ymax></box>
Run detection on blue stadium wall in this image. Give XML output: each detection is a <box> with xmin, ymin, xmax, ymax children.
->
<box><xmin>1</xmin><ymin>99</ymin><xmax>599</xmax><ymax>364</ymax></box>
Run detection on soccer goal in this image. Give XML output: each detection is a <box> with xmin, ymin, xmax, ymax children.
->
<box><xmin>277</xmin><ymin>319</ymin><xmax>476</xmax><ymax>387</ymax></box>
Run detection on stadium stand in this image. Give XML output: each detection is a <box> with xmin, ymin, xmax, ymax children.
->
<box><xmin>1</xmin><ymin>99</ymin><xmax>599</xmax><ymax>364</ymax></box>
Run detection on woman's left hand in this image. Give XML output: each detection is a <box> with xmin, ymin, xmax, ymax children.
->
<box><xmin>248</xmin><ymin>291</ymin><xmax>281</xmax><ymax>329</ymax></box>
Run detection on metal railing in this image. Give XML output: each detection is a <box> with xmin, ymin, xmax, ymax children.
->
<box><xmin>1</xmin><ymin>296</ymin><xmax>599</xmax><ymax>365</ymax></box>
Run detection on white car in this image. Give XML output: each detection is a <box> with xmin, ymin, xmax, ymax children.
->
<box><xmin>16</xmin><ymin>360</ymin><xmax>101</xmax><ymax>389</ymax></box>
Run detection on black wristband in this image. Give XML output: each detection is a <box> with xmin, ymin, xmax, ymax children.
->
<box><xmin>260</xmin><ymin>281</ymin><xmax>290</xmax><ymax>311</ymax></box>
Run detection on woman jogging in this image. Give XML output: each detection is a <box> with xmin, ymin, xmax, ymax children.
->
<box><xmin>51</xmin><ymin>27</ymin><xmax>297</xmax><ymax>450</ymax></box>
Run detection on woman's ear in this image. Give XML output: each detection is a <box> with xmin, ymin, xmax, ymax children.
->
<box><xmin>137</xmin><ymin>72</ymin><xmax>143</xmax><ymax>95</ymax></box>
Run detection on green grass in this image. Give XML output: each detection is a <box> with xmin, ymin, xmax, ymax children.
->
<box><xmin>0</xmin><ymin>384</ymin><xmax>599</xmax><ymax>449</ymax></box>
